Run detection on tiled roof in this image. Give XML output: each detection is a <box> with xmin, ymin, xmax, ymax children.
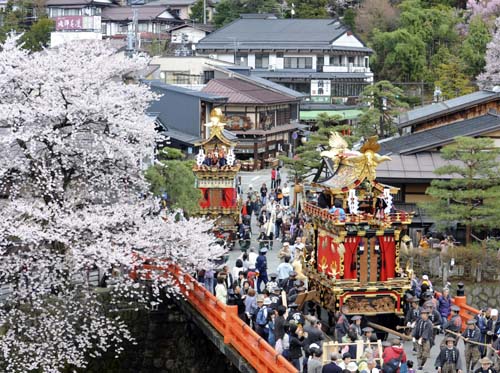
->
<box><xmin>380</xmin><ymin>113</ymin><xmax>500</xmax><ymax>155</ymax></box>
<box><xmin>101</xmin><ymin>6</ymin><xmax>177</xmax><ymax>21</ymax></box>
<box><xmin>145</xmin><ymin>80</ymin><xmax>228</xmax><ymax>102</ymax></box>
<box><xmin>145</xmin><ymin>0</ymin><xmax>197</xmax><ymax>6</ymax></box>
<box><xmin>202</xmin><ymin>78</ymin><xmax>297</xmax><ymax>104</ymax></box>
<box><xmin>376</xmin><ymin>152</ymin><xmax>457</xmax><ymax>181</ymax></box>
<box><xmin>196</xmin><ymin>18</ymin><xmax>371</xmax><ymax>52</ymax></box>
<box><xmin>398</xmin><ymin>90</ymin><xmax>500</xmax><ymax>128</ymax></box>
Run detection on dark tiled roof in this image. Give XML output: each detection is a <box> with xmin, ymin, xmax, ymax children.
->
<box><xmin>102</xmin><ymin>6</ymin><xmax>177</xmax><ymax>21</ymax></box>
<box><xmin>145</xmin><ymin>80</ymin><xmax>228</xmax><ymax>102</ymax></box>
<box><xmin>45</xmin><ymin>0</ymin><xmax>114</xmax><ymax>6</ymax></box>
<box><xmin>169</xmin><ymin>23</ymin><xmax>215</xmax><ymax>33</ymax></box>
<box><xmin>196</xmin><ymin>18</ymin><xmax>371</xmax><ymax>52</ymax></box>
<box><xmin>398</xmin><ymin>90</ymin><xmax>500</xmax><ymax>128</ymax></box>
<box><xmin>202</xmin><ymin>78</ymin><xmax>297</xmax><ymax>104</ymax></box>
<box><xmin>376</xmin><ymin>152</ymin><xmax>457</xmax><ymax>181</ymax></box>
<box><xmin>145</xmin><ymin>0</ymin><xmax>197</xmax><ymax>6</ymax></box>
<box><xmin>380</xmin><ymin>113</ymin><xmax>500</xmax><ymax>155</ymax></box>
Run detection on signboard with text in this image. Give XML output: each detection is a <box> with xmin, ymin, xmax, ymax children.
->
<box><xmin>55</xmin><ymin>16</ymin><xmax>101</xmax><ymax>31</ymax></box>
<box><xmin>310</xmin><ymin>79</ymin><xmax>331</xmax><ymax>97</ymax></box>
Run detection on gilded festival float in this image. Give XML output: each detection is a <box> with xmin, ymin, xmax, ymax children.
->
<box><xmin>302</xmin><ymin>133</ymin><xmax>414</xmax><ymax>321</ymax></box>
<box><xmin>192</xmin><ymin>108</ymin><xmax>240</xmax><ymax>236</ymax></box>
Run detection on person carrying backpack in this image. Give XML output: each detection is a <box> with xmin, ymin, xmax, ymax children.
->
<box><xmin>383</xmin><ymin>337</ymin><xmax>407</xmax><ymax>373</ymax></box>
<box><xmin>255</xmin><ymin>297</ymin><xmax>271</xmax><ymax>341</ymax></box>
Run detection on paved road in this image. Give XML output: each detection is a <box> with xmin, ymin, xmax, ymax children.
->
<box><xmin>228</xmin><ymin>169</ymin><xmax>471</xmax><ymax>373</ymax></box>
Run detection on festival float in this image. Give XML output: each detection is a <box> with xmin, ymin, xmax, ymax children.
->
<box><xmin>192</xmin><ymin>108</ymin><xmax>241</xmax><ymax>245</ymax></box>
<box><xmin>302</xmin><ymin>132</ymin><xmax>414</xmax><ymax>327</ymax></box>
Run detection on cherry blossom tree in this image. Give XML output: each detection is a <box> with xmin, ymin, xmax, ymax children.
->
<box><xmin>477</xmin><ymin>17</ymin><xmax>500</xmax><ymax>88</ymax></box>
<box><xmin>0</xmin><ymin>35</ymin><xmax>226</xmax><ymax>372</ymax></box>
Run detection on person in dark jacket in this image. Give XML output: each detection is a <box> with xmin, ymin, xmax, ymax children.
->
<box><xmin>274</xmin><ymin>306</ymin><xmax>286</xmax><ymax>353</ymax></box>
<box><xmin>435</xmin><ymin>336</ymin><xmax>463</xmax><ymax>373</ymax></box>
<box><xmin>255</xmin><ymin>247</ymin><xmax>268</xmax><ymax>293</ymax></box>
<box><xmin>288</xmin><ymin>323</ymin><xmax>305</xmax><ymax>371</ymax></box>
<box><xmin>413</xmin><ymin>308</ymin><xmax>434</xmax><ymax>370</ymax></box>
<box><xmin>322</xmin><ymin>352</ymin><xmax>343</xmax><ymax>373</ymax></box>
<box><xmin>335</xmin><ymin>306</ymin><xmax>350</xmax><ymax>343</ymax></box>
<box><xmin>302</xmin><ymin>316</ymin><xmax>324</xmax><ymax>372</ymax></box>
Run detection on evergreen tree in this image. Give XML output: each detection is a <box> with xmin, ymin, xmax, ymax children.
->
<box><xmin>21</xmin><ymin>17</ymin><xmax>54</xmax><ymax>51</ymax></box>
<box><xmin>433</xmin><ymin>49</ymin><xmax>475</xmax><ymax>99</ymax></box>
<box><xmin>460</xmin><ymin>16</ymin><xmax>491</xmax><ymax>78</ymax></box>
<box><xmin>356</xmin><ymin>80</ymin><xmax>408</xmax><ymax>138</ymax></box>
<box><xmin>145</xmin><ymin>147</ymin><xmax>201</xmax><ymax>215</ymax></box>
<box><xmin>478</xmin><ymin>18</ymin><xmax>500</xmax><ymax>89</ymax></box>
<box><xmin>280</xmin><ymin>114</ymin><xmax>353</xmax><ymax>182</ymax></box>
<box><xmin>424</xmin><ymin>137</ymin><xmax>500</xmax><ymax>245</ymax></box>
<box><xmin>189</xmin><ymin>0</ymin><xmax>208</xmax><ymax>23</ymax></box>
<box><xmin>294</xmin><ymin>0</ymin><xmax>329</xmax><ymax>18</ymax></box>
<box><xmin>214</xmin><ymin>0</ymin><xmax>279</xmax><ymax>28</ymax></box>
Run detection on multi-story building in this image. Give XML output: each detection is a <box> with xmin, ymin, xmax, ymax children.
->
<box><xmin>195</xmin><ymin>14</ymin><xmax>373</xmax><ymax>105</ymax></box>
<box><xmin>46</xmin><ymin>0</ymin><xmax>182</xmax><ymax>47</ymax></box>
<box><xmin>201</xmin><ymin>77</ymin><xmax>303</xmax><ymax>165</ymax></box>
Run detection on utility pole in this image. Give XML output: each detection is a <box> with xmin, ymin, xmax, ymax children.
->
<box><xmin>203</xmin><ymin>0</ymin><xmax>206</xmax><ymax>24</ymax></box>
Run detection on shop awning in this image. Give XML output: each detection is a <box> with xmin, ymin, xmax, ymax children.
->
<box><xmin>300</xmin><ymin>109</ymin><xmax>363</xmax><ymax>121</ymax></box>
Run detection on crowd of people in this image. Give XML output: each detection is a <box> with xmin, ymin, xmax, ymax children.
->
<box><xmin>402</xmin><ymin>273</ymin><xmax>500</xmax><ymax>373</ymax></box>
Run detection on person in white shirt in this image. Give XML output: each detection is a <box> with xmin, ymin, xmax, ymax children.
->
<box><xmin>282</xmin><ymin>183</ymin><xmax>290</xmax><ymax>206</ymax></box>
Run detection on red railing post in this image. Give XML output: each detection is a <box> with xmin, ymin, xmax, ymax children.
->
<box><xmin>224</xmin><ymin>305</ymin><xmax>238</xmax><ymax>344</ymax></box>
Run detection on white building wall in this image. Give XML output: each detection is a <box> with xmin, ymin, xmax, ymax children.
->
<box><xmin>171</xmin><ymin>28</ymin><xmax>207</xmax><ymax>44</ymax></box>
<box><xmin>247</xmin><ymin>54</ymin><xmax>256</xmax><ymax>68</ymax></box>
<box><xmin>332</xmin><ymin>33</ymin><xmax>365</xmax><ymax>48</ymax></box>
<box><xmin>216</xmin><ymin>54</ymin><xmax>235</xmax><ymax>64</ymax></box>
<box><xmin>51</xmin><ymin>31</ymin><xmax>102</xmax><ymax>47</ymax></box>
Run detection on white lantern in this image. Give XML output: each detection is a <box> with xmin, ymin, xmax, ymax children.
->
<box><xmin>348</xmin><ymin>189</ymin><xmax>359</xmax><ymax>214</ymax></box>
<box><xmin>196</xmin><ymin>148</ymin><xmax>205</xmax><ymax>167</ymax></box>
<box><xmin>227</xmin><ymin>147</ymin><xmax>235</xmax><ymax>166</ymax></box>
<box><xmin>383</xmin><ymin>188</ymin><xmax>393</xmax><ymax>214</ymax></box>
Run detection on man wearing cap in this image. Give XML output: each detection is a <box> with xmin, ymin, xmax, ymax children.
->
<box><xmin>256</xmin><ymin>247</ymin><xmax>269</xmax><ymax>293</ymax></box>
<box><xmin>363</xmin><ymin>327</ymin><xmax>377</xmax><ymax>343</ymax></box>
<box><xmin>255</xmin><ymin>297</ymin><xmax>271</xmax><ymax>340</ymax></box>
<box><xmin>444</xmin><ymin>305</ymin><xmax>463</xmax><ymax>345</ymax></box>
<box><xmin>287</xmin><ymin>303</ymin><xmax>305</xmax><ymax>326</ymax></box>
<box><xmin>412</xmin><ymin>308</ymin><xmax>434</xmax><ymax>370</ymax></box>
<box><xmin>462</xmin><ymin>319</ymin><xmax>481</xmax><ymax>372</ymax></box>
<box><xmin>322</xmin><ymin>352</ymin><xmax>343</xmax><ymax>373</ymax></box>
<box><xmin>474</xmin><ymin>357</ymin><xmax>497</xmax><ymax>373</ymax></box>
<box><xmin>350</xmin><ymin>315</ymin><xmax>363</xmax><ymax>340</ymax></box>
<box><xmin>266</xmin><ymin>273</ymin><xmax>279</xmax><ymax>293</ymax></box>
<box><xmin>335</xmin><ymin>305</ymin><xmax>351</xmax><ymax>343</ymax></box>
<box><xmin>435</xmin><ymin>336</ymin><xmax>463</xmax><ymax>373</ymax></box>
<box><xmin>382</xmin><ymin>337</ymin><xmax>407</xmax><ymax>373</ymax></box>
<box><xmin>406</xmin><ymin>296</ymin><xmax>421</xmax><ymax>352</ymax></box>
<box><xmin>307</xmin><ymin>343</ymin><xmax>323</xmax><ymax>373</ymax></box>
<box><xmin>283</xmin><ymin>270</ymin><xmax>297</xmax><ymax>293</ymax></box>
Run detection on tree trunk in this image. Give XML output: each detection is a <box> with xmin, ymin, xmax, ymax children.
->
<box><xmin>465</xmin><ymin>223</ymin><xmax>471</xmax><ymax>246</ymax></box>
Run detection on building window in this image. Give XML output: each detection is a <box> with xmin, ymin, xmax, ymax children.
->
<box><xmin>235</xmin><ymin>52</ymin><xmax>248</xmax><ymax>66</ymax></box>
<box><xmin>170</xmin><ymin>8</ymin><xmax>180</xmax><ymax>17</ymax></box>
<box><xmin>330</xmin><ymin>55</ymin><xmax>344</xmax><ymax>66</ymax></box>
<box><xmin>348</xmin><ymin>56</ymin><xmax>355</xmax><ymax>64</ymax></box>
<box><xmin>276</xmin><ymin>52</ymin><xmax>284</xmax><ymax>58</ymax></box>
<box><xmin>255</xmin><ymin>53</ymin><xmax>269</xmax><ymax>68</ymax></box>
<box><xmin>284</xmin><ymin>57</ymin><xmax>312</xmax><ymax>69</ymax></box>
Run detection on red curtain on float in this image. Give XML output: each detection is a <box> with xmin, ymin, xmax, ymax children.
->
<box><xmin>199</xmin><ymin>188</ymin><xmax>210</xmax><ymax>209</ymax></box>
<box><xmin>379</xmin><ymin>235</ymin><xmax>396</xmax><ymax>281</ymax></box>
<box><xmin>343</xmin><ymin>236</ymin><xmax>361</xmax><ymax>280</ymax></box>
<box><xmin>317</xmin><ymin>234</ymin><xmax>341</xmax><ymax>279</ymax></box>
<box><xmin>221</xmin><ymin>188</ymin><xmax>237</xmax><ymax>208</ymax></box>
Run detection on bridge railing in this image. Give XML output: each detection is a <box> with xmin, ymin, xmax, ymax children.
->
<box><xmin>434</xmin><ymin>291</ymin><xmax>479</xmax><ymax>331</ymax></box>
<box><xmin>134</xmin><ymin>262</ymin><xmax>298</xmax><ymax>373</ymax></box>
